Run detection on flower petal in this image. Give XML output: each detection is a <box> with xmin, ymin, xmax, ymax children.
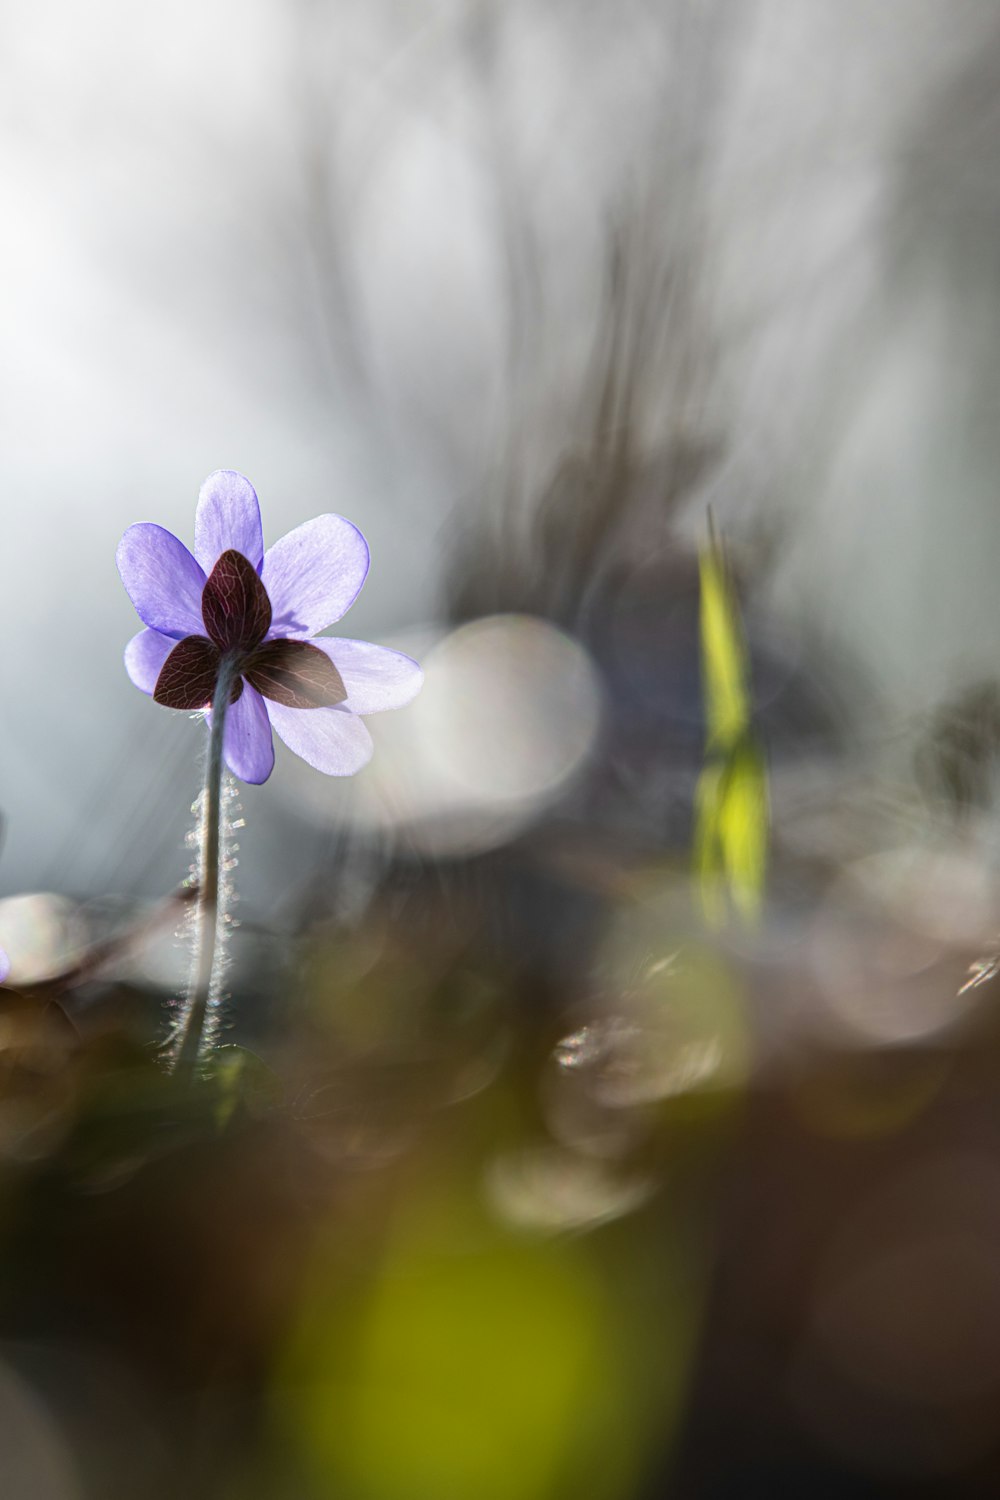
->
<box><xmin>154</xmin><ymin>636</ymin><xmax>225</xmax><ymax>710</ymax></box>
<box><xmin>202</xmin><ymin>549</ymin><xmax>272</xmax><ymax>652</ymax></box>
<box><xmin>223</xmin><ymin>683</ymin><xmax>274</xmax><ymax>784</ymax></box>
<box><xmin>124</xmin><ymin>627</ymin><xmax>177</xmax><ymax>695</ymax></box>
<box><xmin>245</xmin><ymin>639</ymin><xmax>347</xmax><ymax>709</ymax></box>
<box><xmin>117</xmin><ymin>524</ymin><xmax>207</xmax><ymax>639</ymax></box>
<box><xmin>307</xmin><ymin>638</ymin><xmax>423</xmax><ymax>714</ymax></box>
<box><xmin>194</xmin><ymin>470</ymin><xmax>264</xmax><ymax>574</ymax></box>
<box><xmin>262</xmin><ymin>515</ymin><xmax>369</xmax><ymax>639</ymax></box>
<box><xmin>0</xmin><ymin>948</ymin><xmax>8</xmax><ymax>985</ymax></box>
<box><xmin>266</xmin><ymin>701</ymin><xmax>373</xmax><ymax>776</ymax></box>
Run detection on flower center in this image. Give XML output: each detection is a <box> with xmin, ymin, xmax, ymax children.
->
<box><xmin>153</xmin><ymin>549</ymin><xmax>348</xmax><ymax>712</ymax></box>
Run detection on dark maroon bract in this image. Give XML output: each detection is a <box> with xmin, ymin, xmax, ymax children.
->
<box><xmin>200</xmin><ymin>549</ymin><xmax>273</xmax><ymax>654</ymax></box>
<box><xmin>152</xmin><ymin>549</ymin><xmax>348</xmax><ymax>716</ymax></box>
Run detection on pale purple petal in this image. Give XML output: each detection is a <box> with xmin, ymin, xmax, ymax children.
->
<box><xmin>222</xmin><ymin>684</ymin><xmax>275</xmax><ymax>784</ymax></box>
<box><xmin>262</xmin><ymin>515</ymin><xmax>369</xmax><ymax>639</ymax></box>
<box><xmin>307</xmin><ymin>638</ymin><xmax>423</xmax><ymax>714</ymax></box>
<box><xmin>124</xmin><ymin>628</ymin><xmax>177</xmax><ymax>694</ymax></box>
<box><xmin>0</xmin><ymin>948</ymin><xmax>8</xmax><ymax>985</ymax></box>
<box><xmin>117</xmin><ymin>524</ymin><xmax>206</xmax><ymax>639</ymax></box>
<box><xmin>266</xmin><ymin>701</ymin><xmax>373</xmax><ymax>776</ymax></box>
<box><xmin>194</xmin><ymin>470</ymin><xmax>264</xmax><ymax>574</ymax></box>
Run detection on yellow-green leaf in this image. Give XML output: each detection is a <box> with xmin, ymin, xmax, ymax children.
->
<box><xmin>695</xmin><ymin>522</ymin><xmax>769</xmax><ymax>924</ymax></box>
<box><xmin>698</xmin><ymin>527</ymin><xmax>750</xmax><ymax>750</ymax></box>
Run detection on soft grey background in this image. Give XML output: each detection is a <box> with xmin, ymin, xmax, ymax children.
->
<box><xmin>3</xmin><ymin>0</ymin><xmax>1000</xmax><ymax>904</ymax></box>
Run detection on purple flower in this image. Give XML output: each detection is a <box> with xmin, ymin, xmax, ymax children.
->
<box><xmin>0</xmin><ymin>948</ymin><xmax>7</xmax><ymax>985</ymax></box>
<box><xmin>117</xmin><ymin>470</ymin><xmax>422</xmax><ymax>784</ymax></box>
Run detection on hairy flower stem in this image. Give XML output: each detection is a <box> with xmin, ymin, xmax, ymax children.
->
<box><xmin>174</xmin><ymin>652</ymin><xmax>241</xmax><ymax>1080</ymax></box>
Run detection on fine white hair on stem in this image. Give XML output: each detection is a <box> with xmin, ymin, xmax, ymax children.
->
<box><xmin>201</xmin><ymin>773</ymin><xmax>243</xmax><ymax>1057</ymax></box>
<box><xmin>166</xmin><ymin>655</ymin><xmax>242</xmax><ymax>1077</ymax></box>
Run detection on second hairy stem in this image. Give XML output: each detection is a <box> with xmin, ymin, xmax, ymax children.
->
<box><xmin>174</xmin><ymin>652</ymin><xmax>240</xmax><ymax>1078</ymax></box>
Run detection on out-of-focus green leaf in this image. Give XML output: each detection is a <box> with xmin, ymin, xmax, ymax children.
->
<box><xmin>273</xmin><ymin>1154</ymin><xmax>688</xmax><ymax>1500</ymax></box>
<box><xmin>282</xmin><ymin>1237</ymin><xmax>628</xmax><ymax>1500</ymax></box>
<box><xmin>695</xmin><ymin>525</ymin><xmax>769</xmax><ymax>924</ymax></box>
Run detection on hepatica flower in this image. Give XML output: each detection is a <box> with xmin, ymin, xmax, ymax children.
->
<box><xmin>117</xmin><ymin>471</ymin><xmax>422</xmax><ymax>784</ymax></box>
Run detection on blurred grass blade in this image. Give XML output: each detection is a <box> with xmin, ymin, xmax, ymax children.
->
<box><xmin>723</xmin><ymin>740</ymin><xmax>769</xmax><ymax>922</ymax></box>
<box><xmin>694</xmin><ymin>761</ymin><xmax>727</xmax><ymax>928</ymax></box>
<box><xmin>699</xmin><ymin>520</ymin><xmax>750</xmax><ymax>750</ymax></box>
<box><xmin>695</xmin><ymin>523</ymin><xmax>769</xmax><ymax>924</ymax></box>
